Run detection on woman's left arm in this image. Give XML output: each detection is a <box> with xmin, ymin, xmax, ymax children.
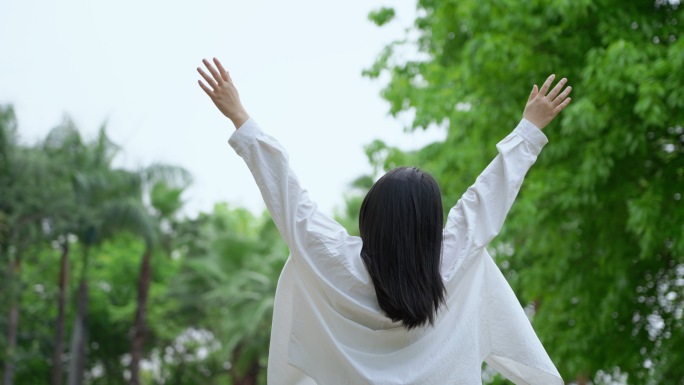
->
<box><xmin>443</xmin><ymin>75</ymin><xmax>572</xmax><ymax>250</ymax></box>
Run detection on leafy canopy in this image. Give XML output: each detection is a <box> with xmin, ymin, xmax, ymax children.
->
<box><xmin>365</xmin><ymin>0</ymin><xmax>683</xmax><ymax>382</ymax></box>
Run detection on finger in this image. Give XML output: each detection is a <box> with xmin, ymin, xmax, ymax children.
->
<box><xmin>213</xmin><ymin>58</ymin><xmax>231</xmax><ymax>82</ymax></box>
<box><xmin>203</xmin><ymin>58</ymin><xmax>224</xmax><ymax>85</ymax></box>
<box><xmin>539</xmin><ymin>74</ymin><xmax>556</xmax><ymax>97</ymax></box>
<box><xmin>198</xmin><ymin>80</ymin><xmax>214</xmax><ymax>98</ymax></box>
<box><xmin>527</xmin><ymin>84</ymin><xmax>538</xmax><ymax>103</ymax></box>
<box><xmin>197</xmin><ymin>67</ymin><xmax>218</xmax><ymax>90</ymax></box>
<box><xmin>547</xmin><ymin>77</ymin><xmax>567</xmax><ymax>100</ymax></box>
<box><xmin>553</xmin><ymin>86</ymin><xmax>572</xmax><ymax>106</ymax></box>
<box><xmin>553</xmin><ymin>97</ymin><xmax>571</xmax><ymax>114</ymax></box>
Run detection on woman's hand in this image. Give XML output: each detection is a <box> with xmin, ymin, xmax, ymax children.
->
<box><xmin>523</xmin><ymin>74</ymin><xmax>572</xmax><ymax>130</ymax></box>
<box><xmin>197</xmin><ymin>58</ymin><xmax>250</xmax><ymax>129</ymax></box>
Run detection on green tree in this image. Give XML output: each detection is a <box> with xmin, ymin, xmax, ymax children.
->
<box><xmin>129</xmin><ymin>169</ymin><xmax>192</xmax><ymax>385</ymax></box>
<box><xmin>41</xmin><ymin>117</ymin><xmax>93</xmax><ymax>385</ymax></box>
<box><xmin>86</xmin><ymin>232</ymin><xmax>183</xmax><ymax>385</ymax></box>
<box><xmin>40</xmin><ymin>118</ymin><xmax>168</xmax><ymax>385</ymax></box>
<box><xmin>0</xmin><ymin>104</ymin><xmax>23</xmax><ymax>385</ymax></box>
<box><xmin>171</xmin><ymin>204</ymin><xmax>287</xmax><ymax>385</ymax></box>
<box><xmin>365</xmin><ymin>0</ymin><xmax>683</xmax><ymax>383</ymax></box>
<box><xmin>0</xmin><ymin>106</ymin><xmax>76</xmax><ymax>385</ymax></box>
<box><xmin>1</xmin><ymin>106</ymin><xmax>196</xmax><ymax>385</ymax></box>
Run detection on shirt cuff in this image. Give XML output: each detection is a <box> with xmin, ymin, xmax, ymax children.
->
<box><xmin>514</xmin><ymin>119</ymin><xmax>548</xmax><ymax>151</ymax></box>
<box><xmin>228</xmin><ymin>117</ymin><xmax>261</xmax><ymax>151</ymax></box>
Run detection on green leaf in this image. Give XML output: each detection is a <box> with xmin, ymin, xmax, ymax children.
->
<box><xmin>368</xmin><ymin>7</ymin><xmax>396</xmax><ymax>27</ymax></box>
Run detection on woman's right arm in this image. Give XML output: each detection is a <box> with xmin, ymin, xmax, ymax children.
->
<box><xmin>197</xmin><ymin>58</ymin><xmax>348</xmax><ymax>255</ymax></box>
<box><xmin>443</xmin><ymin>75</ymin><xmax>572</xmax><ymax>251</ymax></box>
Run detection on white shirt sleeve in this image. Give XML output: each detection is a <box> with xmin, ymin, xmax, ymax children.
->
<box><xmin>228</xmin><ymin>118</ymin><xmax>349</xmax><ymax>257</ymax></box>
<box><xmin>442</xmin><ymin>119</ymin><xmax>548</xmax><ymax>275</ymax></box>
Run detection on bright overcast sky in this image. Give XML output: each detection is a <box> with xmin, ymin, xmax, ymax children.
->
<box><xmin>0</xmin><ymin>0</ymin><xmax>445</xmax><ymax>218</ymax></box>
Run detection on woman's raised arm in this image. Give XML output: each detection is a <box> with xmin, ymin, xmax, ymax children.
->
<box><xmin>197</xmin><ymin>58</ymin><xmax>348</xmax><ymax>255</ymax></box>
<box><xmin>443</xmin><ymin>75</ymin><xmax>572</xmax><ymax>253</ymax></box>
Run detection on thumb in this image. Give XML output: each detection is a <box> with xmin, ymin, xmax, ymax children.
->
<box><xmin>527</xmin><ymin>84</ymin><xmax>538</xmax><ymax>103</ymax></box>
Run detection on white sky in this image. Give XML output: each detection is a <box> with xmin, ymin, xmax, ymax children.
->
<box><xmin>0</xmin><ymin>0</ymin><xmax>445</xmax><ymax>218</ymax></box>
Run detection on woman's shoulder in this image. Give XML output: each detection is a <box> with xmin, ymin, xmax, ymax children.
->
<box><xmin>302</xmin><ymin>230</ymin><xmax>368</xmax><ymax>281</ymax></box>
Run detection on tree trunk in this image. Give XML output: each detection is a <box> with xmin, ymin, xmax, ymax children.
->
<box><xmin>52</xmin><ymin>241</ymin><xmax>70</xmax><ymax>385</ymax></box>
<box><xmin>230</xmin><ymin>344</ymin><xmax>261</xmax><ymax>385</ymax></box>
<box><xmin>230</xmin><ymin>361</ymin><xmax>260</xmax><ymax>385</ymax></box>
<box><xmin>67</xmin><ymin>279</ymin><xmax>88</xmax><ymax>385</ymax></box>
<box><xmin>3</xmin><ymin>254</ymin><xmax>22</xmax><ymax>385</ymax></box>
<box><xmin>3</xmin><ymin>304</ymin><xmax>19</xmax><ymax>385</ymax></box>
<box><xmin>67</xmin><ymin>246</ymin><xmax>89</xmax><ymax>385</ymax></box>
<box><xmin>242</xmin><ymin>361</ymin><xmax>260</xmax><ymax>385</ymax></box>
<box><xmin>129</xmin><ymin>247</ymin><xmax>153</xmax><ymax>385</ymax></box>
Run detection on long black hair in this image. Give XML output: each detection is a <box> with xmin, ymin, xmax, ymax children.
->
<box><xmin>359</xmin><ymin>167</ymin><xmax>446</xmax><ymax>329</ymax></box>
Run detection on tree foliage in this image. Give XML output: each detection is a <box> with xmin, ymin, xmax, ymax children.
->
<box><xmin>2</xmin><ymin>1</ymin><xmax>682</xmax><ymax>383</ymax></box>
<box><xmin>0</xmin><ymin>107</ymin><xmax>200</xmax><ymax>385</ymax></box>
<box><xmin>170</xmin><ymin>204</ymin><xmax>287</xmax><ymax>385</ymax></box>
<box><xmin>365</xmin><ymin>0</ymin><xmax>683</xmax><ymax>383</ymax></box>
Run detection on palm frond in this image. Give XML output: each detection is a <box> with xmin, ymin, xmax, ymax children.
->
<box><xmin>92</xmin><ymin>122</ymin><xmax>120</xmax><ymax>167</ymax></box>
<box><xmin>72</xmin><ymin>169</ymin><xmax>142</xmax><ymax>205</ymax></box>
<box><xmin>100</xmin><ymin>198</ymin><xmax>157</xmax><ymax>247</ymax></box>
<box><xmin>150</xmin><ymin>182</ymin><xmax>184</xmax><ymax>218</ymax></box>
<box><xmin>44</xmin><ymin>116</ymin><xmax>81</xmax><ymax>151</ymax></box>
<box><xmin>144</xmin><ymin>163</ymin><xmax>193</xmax><ymax>190</ymax></box>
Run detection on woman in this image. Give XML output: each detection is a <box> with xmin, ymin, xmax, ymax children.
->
<box><xmin>198</xmin><ymin>58</ymin><xmax>571</xmax><ymax>385</ymax></box>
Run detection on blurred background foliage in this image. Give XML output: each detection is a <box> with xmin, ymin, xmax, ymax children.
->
<box><xmin>1</xmin><ymin>0</ymin><xmax>682</xmax><ymax>384</ymax></box>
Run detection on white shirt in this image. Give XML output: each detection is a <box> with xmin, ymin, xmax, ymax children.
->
<box><xmin>229</xmin><ymin>118</ymin><xmax>563</xmax><ymax>385</ymax></box>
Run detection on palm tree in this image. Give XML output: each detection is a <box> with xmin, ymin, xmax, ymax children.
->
<box><xmin>129</xmin><ymin>167</ymin><xmax>191</xmax><ymax>385</ymax></box>
<box><xmin>40</xmin><ymin>119</ymin><xmax>154</xmax><ymax>385</ymax></box>
<box><xmin>0</xmin><ymin>104</ymin><xmax>19</xmax><ymax>385</ymax></box>
<box><xmin>42</xmin><ymin>118</ymin><xmax>193</xmax><ymax>385</ymax></box>
<box><xmin>1</xmin><ymin>105</ymin><xmax>74</xmax><ymax>385</ymax></box>
<box><xmin>67</xmin><ymin>176</ymin><xmax>151</xmax><ymax>385</ymax></box>
<box><xmin>42</xmin><ymin>117</ymin><xmax>89</xmax><ymax>385</ymax></box>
